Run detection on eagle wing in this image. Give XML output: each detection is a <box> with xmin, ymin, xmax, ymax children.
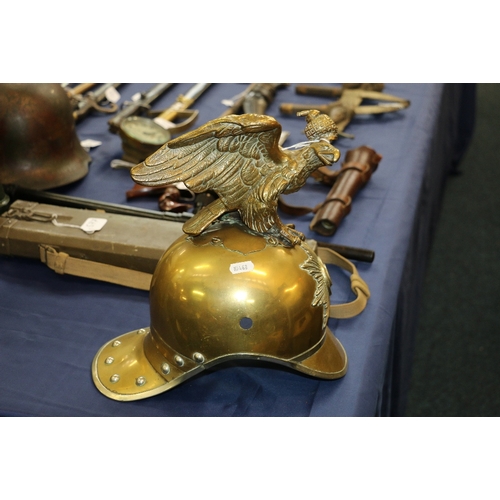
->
<box><xmin>131</xmin><ymin>114</ymin><xmax>286</xmax><ymax>207</ymax></box>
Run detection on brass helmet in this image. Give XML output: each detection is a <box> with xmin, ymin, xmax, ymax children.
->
<box><xmin>0</xmin><ymin>83</ymin><xmax>91</xmax><ymax>190</ymax></box>
<box><xmin>92</xmin><ymin>215</ymin><xmax>350</xmax><ymax>401</ymax></box>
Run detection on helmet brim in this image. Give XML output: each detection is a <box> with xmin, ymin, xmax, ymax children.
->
<box><xmin>92</xmin><ymin>326</ymin><xmax>347</xmax><ymax>402</ymax></box>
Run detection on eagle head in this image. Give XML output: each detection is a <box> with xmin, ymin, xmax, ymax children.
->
<box><xmin>297</xmin><ymin>109</ymin><xmax>341</xmax><ymax>171</ymax></box>
<box><xmin>308</xmin><ymin>140</ymin><xmax>341</xmax><ymax>167</ymax></box>
<box><xmin>284</xmin><ymin>140</ymin><xmax>341</xmax><ymax>192</ymax></box>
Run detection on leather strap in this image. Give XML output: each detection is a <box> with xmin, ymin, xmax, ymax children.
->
<box><xmin>39</xmin><ymin>245</ymin><xmax>151</xmax><ymax>291</ymax></box>
<box><xmin>278</xmin><ymin>196</ymin><xmax>318</xmax><ymax>216</ymax></box>
<box><xmin>38</xmin><ymin>243</ymin><xmax>370</xmax><ymax>319</ymax></box>
<box><xmin>316</xmin><ymin>245</ymin><xmax>370</xmax><ymax>319</ymax></box>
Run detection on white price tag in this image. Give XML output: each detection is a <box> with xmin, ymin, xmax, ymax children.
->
<box><xmin>230</xmin><ymin>261</ymin><xmax>254</xmax><ymax>275</ymax></box>
<box><xmin>51</xmin><ymin>216</ymin><xmax>107</xmax><ymax>234</ymax></box>
<box><xmin>80</xmin><ymin>138</ymin><xmax>102</xmax><ymax>149</ymax></box>
<box><xmin>154</xmin><ymin>117</ymin><xmax>175</xmax><ymax>129</ymax></box>
<box><xmin>105</xmin><ymin>87</ymin><xmax>121</xmax><ymax>103</ymax></box>
<box><xmin>81</xmin><ymin>218</ymin><xmax>107</xmax><ymax>234</ymax></box>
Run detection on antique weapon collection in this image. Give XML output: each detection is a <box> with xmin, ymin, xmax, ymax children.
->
<box><xmin>121</xmin><ymin>83</ymin><xmax>290</xmax><ymax>208</ymax></box>
<box><xmin>0</xmin><ymin>82</ymin><xmax>412</xmax><ymax>270</ymax></box>
<box><xmin>0</xmin><ymin>83</ymin><xmax>411</xmax><ymax>401</ymax></box>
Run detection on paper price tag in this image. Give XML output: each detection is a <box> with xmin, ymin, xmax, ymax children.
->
<box><xmin>81</xmin><ymin>218</ymin><xmax>107</xmax><ymax>234</ymax></box>
<box><xmin>80</xmin><ymin>138</ymin><xmax>102</xmax><ymax>149</ymax></box>
<box><xmin>105</xmin><ymin>87</ymin><xmax>121</xmax><ymax>104</ymax></box>
<box><xmin>230</xmin><ymin>261</ymin><xmax>254</xmax><ymax>275</ymax></box>
<box><xmin>51</xmin><ymin>217</ymin><xmax>107</xmax><ymax>234</ymax></box>
<box><xmin>154</xmin><ymin>117</ymin><xmax>175</xmax><ymax>130</ymax></box>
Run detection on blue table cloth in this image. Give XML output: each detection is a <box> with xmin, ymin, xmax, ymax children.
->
<box><xmin>0</xmin><ymin>83</ymin><xmax>475</xmax><ymax>416</ymax></box>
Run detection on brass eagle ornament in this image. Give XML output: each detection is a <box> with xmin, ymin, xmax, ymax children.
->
<box><xmin>131</xmin><ymin>110</ymin><xmax>340</xmax><ymax>246</ymax></box>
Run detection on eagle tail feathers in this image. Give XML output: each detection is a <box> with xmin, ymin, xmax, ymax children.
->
<box><xmin>183</xmin><ymin>198</ymin><xmax>227</xmax><ymax>235</ymax></box>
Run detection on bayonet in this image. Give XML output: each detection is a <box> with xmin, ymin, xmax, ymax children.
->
<box><xmin>219</xmin><ymin>83</ymin><xmax>257</xmax><ymax>116</ymax></box>
<box><xmin>65</xmin><ymin>83</ymin><xmax>97</xmax><ymax>104</ymax></box>
<box><xmin>73</xmin><ymin>83</ymin><xmax>122</xmax><ymax>121</ymax></box>
<box><xmin>2</xmin><ymin>184</ymin><xmax>192</xmax><ymax>223</ymax></box>
<box><xmin>242</xmin><ymin>83</ymin><xmax>288</xmax><ymax>114</ymax></box>
<box><xmin>62</xmin><ymin>83</ymin><xmax>97</xmax><ymax>111</ymax></box>
<box><xmin>108</xmin><ymin>83</ymin><xmax>175</xmax><ymax>133</ymax></box>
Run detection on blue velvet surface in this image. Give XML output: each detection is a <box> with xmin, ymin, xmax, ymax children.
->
<box><xmin>0</xmin><ymin>83</ymin><xmax>475</xmax><ymax>416</ymax></box>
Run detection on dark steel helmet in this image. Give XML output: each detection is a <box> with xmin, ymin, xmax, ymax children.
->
<box><xmin>0</xmin><ymin>83</ymin><xmax>91</xmax><ymax>190</ymax></box>
<box><xmin>92</xmin><ymin>215</ymin><xmax>370</xmax><ymax>401</ymax></box>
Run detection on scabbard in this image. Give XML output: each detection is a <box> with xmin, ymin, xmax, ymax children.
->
<box><xmin>295</xmin><ymin>85</ymin><xmax>344</xmax><ymax>98</ymax></box>
<box><xmin>310</xmin><ymin>146</ymin><xmax>382</xmax><ymax>236</ymax></box>
<box><xmin>3</xmin><ymin>184</ymin><xmax>191</xmax><ymax>223</ymax></box>
<box><xmin>67</xmin><ymin>83</ymin><xmax>96</xmax><ymax>97</ymax></box>
<box><xmin>242</xmin><ymin>83</ymin><xmax>287</xmax><ymax>114</ymax></box>
<box><xmin>295</xmin><ymin>83</ymin><xmax>385</xmax><ymax>98</ymax></box>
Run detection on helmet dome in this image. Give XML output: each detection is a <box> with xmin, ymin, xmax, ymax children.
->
<box><xmin>0</xmin><ymin>83</ymin><xmax>90</xmax><ymax>190</ymax></box>
<box><xmin>92</xmin><ymin>215</ymin><xmax>348</xmax><ymax>401</ymax></box>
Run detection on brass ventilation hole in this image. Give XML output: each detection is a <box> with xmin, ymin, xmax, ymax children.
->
<box><xmin>239</xmin><ymin>317</ymin><xmax>253</xmax><ymax>330</ymax></box>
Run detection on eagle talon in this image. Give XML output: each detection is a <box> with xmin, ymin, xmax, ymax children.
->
<box><xmin>280</xmin><ymin>225</ymin><xmax>305</xmax><ymax>246</ymax></box>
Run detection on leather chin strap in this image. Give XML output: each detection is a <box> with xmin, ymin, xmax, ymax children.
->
<box><xmin>315</xmin><ymin>245</ymin><xmax>370</xmax><ymax>319</ymax></box>
<box><xmin>39</xmin><ymin>245</ymin><xmax>152</xmax><ymax>291</ymax></box>
<box><xmin>39</xmin><ymin>242</ymin><xmax>370</xmax><ymax>319</ymax></box>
